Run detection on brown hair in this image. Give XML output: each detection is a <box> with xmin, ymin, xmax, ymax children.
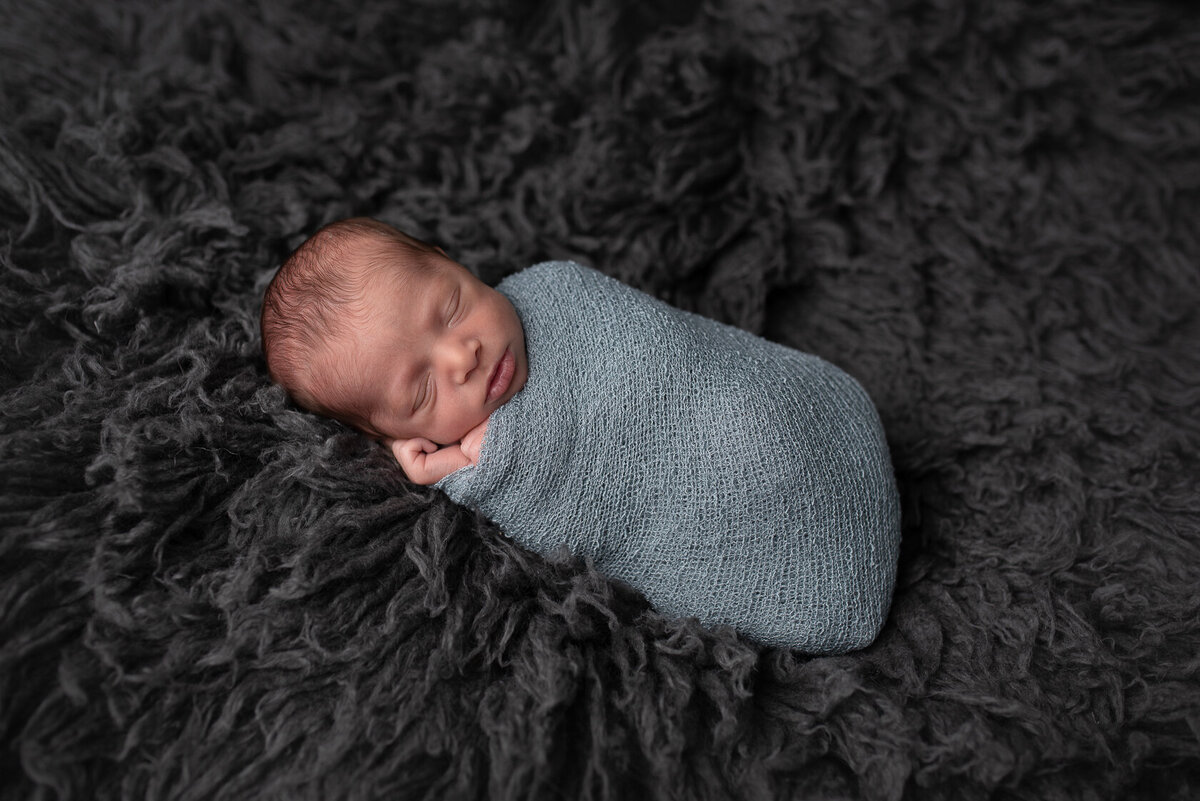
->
<box><xmin>260</xmin><ymin>217</ymin><xmax>439</xmax><ymax>427</ymax></box>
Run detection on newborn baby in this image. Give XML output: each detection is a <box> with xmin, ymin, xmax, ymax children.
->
<box><xmin>262</xmin><ymin>217</ymin><xmax>902</xmax><ymax>653</ymax></box>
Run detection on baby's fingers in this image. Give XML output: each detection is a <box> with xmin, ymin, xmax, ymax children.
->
<box><xmin>460</xmin><ymin>419</ymin><xmax>488</xmax><ymax>463</ymax></box>
<box><xmin>391</xmin><ymin>438</ymin><xmax>441</xmax><ymax>484</ymax></box>
<box><xmin>392</xmin><ymin>437</ymin><xmax>433</xmax><ymax>464</ymax></box>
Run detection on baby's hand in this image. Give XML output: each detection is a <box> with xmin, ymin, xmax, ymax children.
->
<box><xmin>392</xmin><ymin>438</ymin><xmax>470</xmax><ymax>485</ymax></box>
<box><xmin>391</xmin><ymin>420</ymin><xmax>487</xmax><ymax>485</ymax></box>
<box><xmin>459</xmin><ymin>419</ymin><xmax>488</xmax><ymax>463</ymax></box>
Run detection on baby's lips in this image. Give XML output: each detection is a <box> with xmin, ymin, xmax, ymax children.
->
<box><xmin>486</xmin><ymin>347</ymin><xmax>515</xmax><ymax>403</ymax></box>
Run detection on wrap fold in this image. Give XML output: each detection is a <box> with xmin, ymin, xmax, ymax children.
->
<box><xmin>437</xmin><ymin>261</ymin><xmax>900</xmax><ymax>652</ymax></box>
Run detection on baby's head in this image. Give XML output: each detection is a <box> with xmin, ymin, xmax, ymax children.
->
<box><xmin>261</xmin><ymin>217</ymin><xmax>528</xmax><ymax>446</ymax></box>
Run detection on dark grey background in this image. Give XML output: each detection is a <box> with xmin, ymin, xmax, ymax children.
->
<box><xmin>2</xmin><ymin>1</ymin><xmax>1198</xmax><ymax>799</ymax></box>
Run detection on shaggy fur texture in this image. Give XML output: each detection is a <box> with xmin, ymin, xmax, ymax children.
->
<box><xmin>2</xmin><ymin>1</ymin><xmax>1198</xmax><ymax>799</ymax></box>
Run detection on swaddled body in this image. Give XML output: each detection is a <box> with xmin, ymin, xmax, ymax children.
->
<box><xmin>437</xmin><ymin>261</ymin><xmax>901</xmax><ymax>652</ymax></box>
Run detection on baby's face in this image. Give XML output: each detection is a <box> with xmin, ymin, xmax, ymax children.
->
<box><xmin>320</xmin><ymin>251</ymin><xmax>528</xmax><ymax>447</ymax></box>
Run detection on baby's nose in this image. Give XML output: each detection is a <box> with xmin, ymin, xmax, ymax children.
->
<box><xmin>444</xmin><ymin>337</ymin><xmax>481</xmax><ymax>383</ymax></box>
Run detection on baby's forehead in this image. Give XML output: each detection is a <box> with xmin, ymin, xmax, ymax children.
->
<box><xmin>344</xmin><ymin>258</ymin><xmax>443</xmax><ymax>336</ymax></box>
<box><xmin>331</xmin><ymin>242</ymin><xmax>427</xmax><ymax>304</ymax></box>
<box><xmin>366</xmin><ymin>249</ymin><xmax>457</xmax><ymax>301</ymax></box>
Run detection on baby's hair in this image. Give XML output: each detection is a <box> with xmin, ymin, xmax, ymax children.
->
<box><xmin>260</xmin><ymin>217</ymin><xmax>439</xmax><ymax>426</ymax></box>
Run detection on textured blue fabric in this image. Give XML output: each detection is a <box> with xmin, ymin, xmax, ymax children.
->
<box><xmin>436</xmin><ymin>261</ymin><xmax>901</xmax><ymax>652</ymax></box>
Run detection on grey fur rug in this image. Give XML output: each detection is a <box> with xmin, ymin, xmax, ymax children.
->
<box><xmin>3</xmin><ymin>1</ymin><xmax>1199</xmax><ymax>799</ymax></box>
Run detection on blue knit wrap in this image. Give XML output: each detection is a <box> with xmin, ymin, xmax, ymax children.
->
<box><xmin>436</xmin><ymin>261</ymin><xmax>901</xmax><ymax>652</ymax></box>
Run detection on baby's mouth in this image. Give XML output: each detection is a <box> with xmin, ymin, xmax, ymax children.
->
<box><xmin>486</xmin><ymin>347</ymin><xmax>515</xmax><ymax>403</ymax></box>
